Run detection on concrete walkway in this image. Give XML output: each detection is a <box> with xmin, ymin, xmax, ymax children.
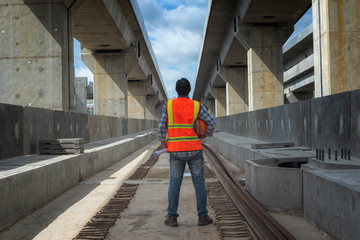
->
<box><xmin>0</xmin><ymin>141</ymin><xmax>161</xmax><ymax>240</ymax></box>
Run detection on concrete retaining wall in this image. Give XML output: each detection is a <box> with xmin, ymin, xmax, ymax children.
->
<box><xmin>0</xmin><ymin>131</ymin><xmax>157</xmax><ymax>232</ymax></box>
<box><xmin>215</xmin><ymin>89</ymin><xmax>360</xmax><ymax>159</ymax></box>
<box><xmin>303</xmin><ymin>170</ymin><xmax>360</xmax><ymax>240</ymax></box>
<box><xmin>245</xmin><ymin>159</ymin><xmax>303</xmax><ymax>214</ymax></box>
<box><xmin>0</xmin><ymin>103</ymin><xmax>158</xmax><ymax>161</ymax></box>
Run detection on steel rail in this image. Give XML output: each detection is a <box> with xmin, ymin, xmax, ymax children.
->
<box><xmin>203</xmin><ymin>143</ymin><xmax>296</xmax><ymax>240</ymax></box>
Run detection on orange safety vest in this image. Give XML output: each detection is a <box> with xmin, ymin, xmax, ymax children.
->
<box><xmin>166</xmin><ymin>98</ymin><xmax>202</xmax><ymax>152</ymax></box>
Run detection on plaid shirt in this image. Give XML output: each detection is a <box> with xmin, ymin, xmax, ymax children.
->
<box><xmin>158</xmin><ymin>96</ymin><xmax>216</xmax><ymax>157</ymax></box>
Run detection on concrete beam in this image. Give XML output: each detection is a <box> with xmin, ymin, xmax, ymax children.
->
<box><xmin>0</xmin><ymin>1</ymin><xmax>74</xmax><ymax>111</ymax></box>
<box><xmin>284</xmin><ymin>55</ymin><xmax>314</xmax><ymax>84</ymax></box>
<box><xmin>284</xmin><ymin>74</ymin><xmax>314</xmax><ymax>95</ymax></box>
<box><xmin>237</xmin><ymin>0</ymin><xmax>311</xmax><ymax>24</ymax></box>
<box><xmin>72</xmin><ymin>0</ymin><xmax>134</xmax><ymax>51</ymax></box>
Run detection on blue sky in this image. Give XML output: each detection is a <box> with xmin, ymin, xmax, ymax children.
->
<box><xmin>74</xmin><ymin>2</ymin><xmax>313</xmax><ymax>99</ymax></box>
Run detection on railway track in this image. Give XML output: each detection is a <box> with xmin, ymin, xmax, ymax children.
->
<box><xmin>203</xmin><ymin>143</ymin><xmax>296</xmax><ymax>240</ymax></box>
<box><xmin>74</xmin><ymin>144</ymin><xmax>296</xmax><ymax>240</ymax></box>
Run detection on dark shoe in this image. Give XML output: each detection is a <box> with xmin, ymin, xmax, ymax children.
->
<box><xmin>198</xmin><ymin>215</ymin><xmax>213</xmax><ymax>226</ymax></box>
<box><xmin>165</xmin><ymin>215</ymin><xmax>178</xmax><ymax>227</ymax></box>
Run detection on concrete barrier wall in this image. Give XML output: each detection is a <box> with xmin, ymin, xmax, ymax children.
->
<box><xmin>245</xmin><ymin>159</ymin><xmax>303</xmax><ymax>214</ymax></box>
<box><xmin>0</xmin><ymin>131</ymin><xmax>157</xmax><ymax>232</ymax></box>
<box><xmin>303</xmin><ymin>170</ymin><xmax>360</xmax><ymax>240</ymax></box>
<box><xmin>215</xmin><ymin>89</ymin><xmax>360</xmax><ymax>159</ymax></box>
<box><xmin>0</xmin><ymin>103</ymin><xmax>158</xmax><ymax>161</ymax></box>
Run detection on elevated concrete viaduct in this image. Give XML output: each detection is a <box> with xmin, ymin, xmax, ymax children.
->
<box><xmin>194</xmin><ymin>0</ymin><xmax>359</xmax><ymax>115</ymax></box>
<box><xmin>0</xmin><ymin>0</ymin><xmax>167</xmax><ymax>119</ymax></box>
<box><xmin>194</xmin><ymin>0</ymin><xmax>311</xmax><ymax>114</ymax></box>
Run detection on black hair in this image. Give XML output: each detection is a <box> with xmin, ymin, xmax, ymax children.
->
<box><xmin>175</xmin><ymin>78</ymin><xmax>191</xmax><ymax>96</ymax></box>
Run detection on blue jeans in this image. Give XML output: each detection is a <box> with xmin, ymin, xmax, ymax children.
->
<box><xmin>167</xmin><ymin>151</ymin><xmax>208</xmax><ymax>217</ymax></box>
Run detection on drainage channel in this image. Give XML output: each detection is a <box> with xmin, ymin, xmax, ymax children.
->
<box><xmin>203</xmin><ymin>143</ymin><xmax>296</xmax><ymax>240</ymax></box>
<box><xmin>73</xmin><ymin>146</ymin><xmax>162</xmax><ymax>240</ymax></box>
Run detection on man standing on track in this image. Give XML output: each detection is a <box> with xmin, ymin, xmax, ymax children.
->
<box><xmin>158</xmin><ymin>78</ymin><xmax>216</xmax><ymax>227</ymax></box>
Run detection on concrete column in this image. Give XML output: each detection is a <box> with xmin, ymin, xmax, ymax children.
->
<box><xmin>210</xmin><ymin>87</ymin><xmax>226</xmax><ymax>117</ymax></box>
<box><xmin>145</xmin><ymin>95</ymin><xmax>157</xmax><ymax>120</ymax></box>
<box><xmin>74</xmin><ymin>77</ymin><xmax>87</xmax><ymax>114</ymax></box>
<box><xmin>0</xmin><ymin>1</ymin><xmax>74</xmax><ymax>110</ymax></box>
<box><xmin>237</xmin><ymin>25</ymin><xmax>292</xmax><ymax>111</ymax></box>
<box><xmin>223</xmin><ymin>67</ymin><xmax>248</xmax><ymax>115</ymax></box>
<box><xmin>313</xmin><ymin>0</ymin><xmax>360</xmax><ymax>97</ymax></box>
<box><xmin>128</xmin><ymin>81</ymin><xmax>150</xmax><ymax>119</ymax></box>
<box><xmin>82</xmin><ymin>49</ymin><xmax>137</xmax><ymax>117</ymax></box>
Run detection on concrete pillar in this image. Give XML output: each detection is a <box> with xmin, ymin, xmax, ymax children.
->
<box><xmin>237</xmin><ymin>25</ymin><xmax>292</xmax><ymax>111</ymax></box>
<box><xmin>82</xmin><ymin>49</ymin><xmax>137</xmax><ymax>117</ymax></box>
<box><xmin>0</xmin><ymin>1</ymin><xmax>74</xmax><ymax>110</ymax></box>
<box><xmin>223</xmin><ymin>67</ymin><xmax>248</xmax><ymax>115</ymax></box>
<box><xmin>128</xmin><ymin>81</ymin><xmax>150</xmax><ymax>119</ymax></box>
<box><xmin>210</xmin><ymin>86</ymin><xmax>226</xmax><ymax>117</ymax></box>
<box><xmin>145</xmin><ymin>95</ymin><xmax>157</xmax><ymax>120</ymax></box>
<box><xmin>74</xmin><ymin>77</ymin><xmax>87</xmax><ymax>114</ymax></box>
<box><xmin>313</xmin><ymin>0</ymin><xmax>360</xmax><ymax>97</ymax></box>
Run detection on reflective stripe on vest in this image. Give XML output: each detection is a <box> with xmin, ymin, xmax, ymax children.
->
<box><xmin>167</xmin><ymin>98</ymin><xmax>202</xmax><ymax>152</ymax></box>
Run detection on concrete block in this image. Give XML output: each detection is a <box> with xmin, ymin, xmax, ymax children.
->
<box><xmin>0</xmin><ymin>104</ymin><xmax>24</xmax><ymax>161</ymax></box>
<box><xmin>245</xmin><ymin>158</ymin><xmax>303</xmax><ymax>214</ymax></box>
<box><xmin>311</xmin><ymin>92</ymin><xmax>351</xmax><ymax>150</ymax></box>
<box><xmin>303</xmin><ymin>170</ymin><xmax>360</xmax><ymax>240</ymax></box>
<box><xmin>351</xmin><ymin>90</ymin><xmax>360</xmax><ymax>159</ymax></box>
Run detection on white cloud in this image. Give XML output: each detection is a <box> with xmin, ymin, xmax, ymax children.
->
<box><xmin>138</xmin><ymin>0</ymin><xmax>209</xmax><ymax>98</ymax></box>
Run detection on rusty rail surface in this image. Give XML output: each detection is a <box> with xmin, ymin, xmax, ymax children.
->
<box><xmin>203</xmin><ymin>143</ymin><xmax>296</xmax><ymax>240</ymax></box>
